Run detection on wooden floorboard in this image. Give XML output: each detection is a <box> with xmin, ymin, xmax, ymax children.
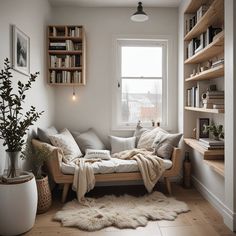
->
<box><xmin>23</xmin><ymin>183</ymin><xmax>236</xmax><ymax>236</ymax></box>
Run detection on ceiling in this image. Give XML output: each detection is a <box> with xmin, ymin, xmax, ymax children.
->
<box><xmin>49</xmin><ymin>0</ymin><xmax>182</xmax><ymax>7</ymax></box>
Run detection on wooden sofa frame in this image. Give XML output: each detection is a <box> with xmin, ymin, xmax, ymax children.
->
<box><xmin>32</xmin><ymin>139</ymin><xmax>182</xmax><ymax>203</ymax></box>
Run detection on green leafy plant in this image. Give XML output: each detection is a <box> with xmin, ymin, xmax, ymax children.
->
<box><xmin>203</xmin><ymin>122</ymin><xmax>224</xmax><ymax>140</ymax></box>
<box><xmin>21</xmin><ymin>143</ymin><xmax>51</xmax><ymax>179</ymax></box>
<box><xmin>0</xmin><ymin>58</ymin><xmax>44</xmax><ymax>178</ymax></box>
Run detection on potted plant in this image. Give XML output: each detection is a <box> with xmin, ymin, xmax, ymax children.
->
<box><xmin>21</xmin><ymin>142</ymin><xmax>52</xmax><ymax>214</ymax></box>
<box><xmin>203</xmin><ymin>121</ymin><xmax>224</xmax><ymax>140</ymax></box>
<box><xmin>0</xmin><ymin>58</ymin><xmax>43</xmax><ymax>235</ymax></box>
<box><xmin>0</xmin><ymin>58</ymin><xmax>43</xmax><ymax>180</ymax></box>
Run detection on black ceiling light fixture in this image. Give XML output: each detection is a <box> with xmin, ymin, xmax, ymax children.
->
<box><xmin>131</xmin><ymin>2</ymin><xmax>149</xmax><ymax>22</ymax></box>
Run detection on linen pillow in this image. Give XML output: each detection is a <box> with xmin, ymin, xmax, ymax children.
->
<box><xmin>152</xmin><ymin>131</ymin><xmax>182</xmax><ymax>159</ymax></box>
<box><xmin>38</xmin><ymin>126</ymin><xmax>58</xmax><ymax>144</ymax></box>
<box><xmin>71</xmin><ymin>128</ymin><xmax>106</xmax><ymax>154</ymax></box>
<box><xmin>137</xmin><ymin>127</ymin><xmax>167</xmax><ymax>150</ymax></box>
<box><xmin>133</xmin><ymin>125</ymin><xmax>149</xmax><ymax>147</ymax></box>
<box><xmin>110</xmin><ymin>136</ymin><xmax>136</xmax><ymax>154</ymax></box>
<box><xmin>84</xmin><ymin>149</ymin><xmax>111</xmax><ymax>160</ymax></box>
<box><xmin>49</xmin><ymin>128</ymin><xmax>82</xmax><ymax>163</ymax></box>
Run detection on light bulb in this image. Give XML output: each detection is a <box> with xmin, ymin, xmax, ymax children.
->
<box><xmin>72</xmin><ymin>92</ymin><xmax>76</xmax><ymax>101</ymax></box>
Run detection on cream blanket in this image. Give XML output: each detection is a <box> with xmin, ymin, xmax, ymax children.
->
<box><xmin>72</xmin><ymin>149</ymin><xmax>165</xmax><ymax>203</ymax></box>
<box><xmin>113</xmin><ymin>149</ymin><xmax>165</xmax><ymax>192</ymax></box>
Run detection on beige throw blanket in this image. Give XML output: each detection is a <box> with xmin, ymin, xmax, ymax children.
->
<box><xmin>72</xmin><ymin>149</ymin><xmax>165</xmax><ymax>203</ymax></box>
<box><xmin>113</xmin><ymin>149</ymin><xmax>165</xmax><ymax>192</ymax></box>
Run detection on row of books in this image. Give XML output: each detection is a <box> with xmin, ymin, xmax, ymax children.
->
<box><xmin>50</xmin><ymin>71</ymin><xmax>82</xmax><ymax>84</ymax></box>
<box><xmin>187</xmin><ymin>86</ymin><xmax>199</xmax><ymax>107</ymax></box>
<box><xmin>201</xmin><ymin>91</ymin><xmax>224</xmax><ymax>109</ymax></box>
<box><xmin>50</xmin><ymin>55</ymin><xmax>81</xmax><ymax>68</ymax></box>
<box><xmin>199</xmin><ymin>138</ymin><xmax>224</xmax><ymax>150</ymax></box>
<box><xmin>49</xmin><ymin>41</ymin><xmax>82</xmax><ymax>51</ymax></box>
<box><xmin>50</xmin><ymin>27</ymin><xmax>82</xmax><ymax>37</ymax></box>
<box><xmin>186</xmin><ymin>26</ymin><xmax>222</xmax><ymax>59</ymax></box>
<box><xmin>185</xmin><ymin>5</ymin><xmax>208</xmax><ymax>35</ymax></box>
<box><xmin>68</xmin><ymin>27</ymin><xmax>81</xmax><ymax>37</ymax></box>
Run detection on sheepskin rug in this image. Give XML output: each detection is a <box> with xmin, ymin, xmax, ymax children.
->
<box><xmin>54</xmin><ymin>191</ymin><xmax>189</xmax><ymax>231</ymax></box>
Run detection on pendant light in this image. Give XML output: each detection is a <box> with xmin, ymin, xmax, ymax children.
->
<box><xmin>131</xmin><ymin>2</ymin><xmax>149</xmax><ymax>22</ymax></box>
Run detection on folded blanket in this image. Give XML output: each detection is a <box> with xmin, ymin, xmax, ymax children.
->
<box><xmin>113</xmin><ymin>149</ymin><xmax>165</xmax><ymax>192</ymax></box>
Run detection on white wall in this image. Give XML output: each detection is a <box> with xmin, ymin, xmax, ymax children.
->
<box><xmin>0</xmin><ymin>0</ymin><xmax>55</xmax><ymax>174</ymax></box>
<box><xmin>51</xmin><ymin>7</ymin><xmax>179</xmax><ymax>146</ymax></box>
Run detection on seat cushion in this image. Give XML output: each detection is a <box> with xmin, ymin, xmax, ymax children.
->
<box><xmin>61</xmin><ymin>158</ymin><xmax>172</xmax><ymax>175</ymax></box>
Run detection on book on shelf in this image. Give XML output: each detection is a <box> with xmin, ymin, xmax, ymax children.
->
<box><xmin>202</xmin><ymin>98</ymin><xmax>224</xmax><ymax>104</ymax></box>
<box><xmin>213</xmin><ymin>104</ymin><xmax>224</xmax><ymax>109</ymax></box>
<box><xmin>212</xmin><ymin>59</ymin><xmax>224</xmax><ymax>68</ymax></box>
<box><xmin>201</xmin><ymin>91</ymin><xmax>224</xmax><ymax>99</ymax></box>
<box><xmin>50</xmin><ymin>70</ymin><xmax>82</xmax><ymax>84</ymax></box>
<box><xmin>50</xmin><ymin>55</ymin><xmax>80</xmax><ymax>68</ymax></box>
<box><xmin>196</xmin><ymin>5</ymin><xmax>209</xmax><ymax>22</ymax></box>
<box><xmin>199</xmin><ymin>138</ymin><xmax>224</xmax><ymax>146</ymax></box>
<box><xmin>49</xmin><ymin>42</ymin><xmax>66</xmax><ymax>50</ymax></box>
<box><xmin>199</xmin><ymin>143</ymin><xmax>224</xmax><ymax>150</ymax></box>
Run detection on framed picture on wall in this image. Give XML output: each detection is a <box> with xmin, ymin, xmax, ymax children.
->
<box><xmin>12</xmin><ymin>25</ymin><xmax>30</xmax><ymax>75</ymax></box>
<box><xmin>196</xmin><ymin>118</ymin><xmax>209</xmax><ymax>139</ymax></box>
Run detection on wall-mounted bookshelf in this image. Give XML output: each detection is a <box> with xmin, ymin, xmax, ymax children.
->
<box><xmin>183</xmin><ymin>0</ymin><xmax>225</xmax><ymax>176</ymax></box>
<box><xmin>47</xmin><ymin>25</ymin><xmax>86</xmax><ymax>86</ymax></box>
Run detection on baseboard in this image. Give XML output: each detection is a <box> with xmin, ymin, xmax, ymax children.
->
<box><xmin>192</xmin><ymin>176</ymin><xmax>236</xmax><ymax>231</ymax></box>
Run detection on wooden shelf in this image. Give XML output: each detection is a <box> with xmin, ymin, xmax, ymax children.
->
<box><xmin>184</xmin><ymin>0</ymin><xmax>224</xmax><ymax>41</ymax></box>
<box><xmin>185</xmin><ymin>33</ymin><xmax>224</xmax><ymax>64</ymax></box>
<box><xmin>49</xmin><ymin>83</ymin><xmax>85</xmax><ymax>86</ymax></box>
<box><xmin>185</xmin><ymin>64</ymin><xmax>224</xmax><ymax>82</ymax></box>
<box><xmin>204</xmin><ymin>159</ymin><xmax>224</xmax><ymax>176</ymax></box>
<box><xmin>185</xmin><ymin>106</ymin><xmax>224</xmax><ymax>114</ymax></box>
<box><xmin>48</xmin><ymin>50</ymin><xmax>82</xmax><ymax>55</ymax></box>
<box><xmin>49</xmin><ymin>67</ymin><xmax>82</xmax><ymax>71</ymax></box>
<box><xmin>184</xmin><ymin>0</ymin><xmax>208</xmax><ymax>14</ymax></box>
<box><xmin>48</xmin><ymin>36</ymin><xmax>82</xmax><ymax>42</ymax></box>
<box><xmin>184</xmin><ymin>138</ymin><xmax>224</xmax><ymax>159</ymax></box>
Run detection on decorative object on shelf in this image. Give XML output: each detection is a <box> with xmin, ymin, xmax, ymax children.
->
<box><xmin>12</xmin><ymin>25</ymin><xmax>30</xmax><ymax>75</ymax></box>
<box><xmin>130</xmin><ymin>2</ymin><xmax>148</xmax><ymax>22</ymax></box>
<box><xmin>203</xmin><ymin>121</ymin><xmax>224</xmax><ymax>141</ymax></box>
<box><xmin>201</xmin><ymin>90</ymin><xmax>224</xmax><ymax>109</ymax></box>
<box><xmin>192</xmin><ymin>128</ymin><xmax>197</xmax><ymax>139</ymax></box>
<box><xmin>183</xmin><ymin>152</ymin><xmax>191</xmax><ymax>188</ymax></box>
<box><xmin>196</xmin><ymin>118</ymin><xmax>209</xmax><ymax>139</ymax></box>
<box><xmin>21</xmin><ymin>142</ymin><xmax>52</xmax><ymax>213</ymax></box>
<box><xmin>0</xmin><ymin>58</ymin><xmax>44</xmax><ymax>182</ymax></box>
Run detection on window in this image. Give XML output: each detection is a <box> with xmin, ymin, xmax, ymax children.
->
<box><xmin>113</xmin><ymin>39</ymin><xmax>167</xmax><ymax>129</ymax></box>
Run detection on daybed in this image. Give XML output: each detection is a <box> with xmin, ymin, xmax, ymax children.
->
<box><xmin>32</xmin><ymin>139</ymin><xmax>182</xmax><ymax>203</ymax></box>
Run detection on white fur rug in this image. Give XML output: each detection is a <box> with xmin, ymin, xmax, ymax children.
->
<box><xmin>54</xmin><ymin>191</ymin><xmax>189</xmax><ymax>231</ymax></box>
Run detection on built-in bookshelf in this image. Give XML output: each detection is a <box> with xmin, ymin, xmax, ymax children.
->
<box><xmin>47</xmin><ymin>25</ymin><xmax>86</xmax><ymax>86</ymax></box>
<box><xmin>183</xmin><ymin>0</ymin><xmax>225</xmax><ymax>175</ymax></box>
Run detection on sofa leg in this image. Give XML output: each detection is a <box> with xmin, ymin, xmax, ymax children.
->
<box><xmin>62</xmin><ymin>183</ymin><xmax>70</xmax><ymax>203</ymax></box>
<box><xmin>164</xmin><ymin>177</ymin><xmax>172</xmax><ymax>195</ymax></box>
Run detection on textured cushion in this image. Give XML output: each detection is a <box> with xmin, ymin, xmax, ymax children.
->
<box><xmin>38</xmin><ymin>126</ymin><xmax>58</xmax><ymax>144</ymax></box>
<box><xmin>49</xmin><ymin>129</ymin><xmax>82</xmax><ymax>163</ymax></box>
<box><xmin>133</xmin><ymin>125</ymin><xmax>149</xmax><ymax>147</ymax></box>
<box><xmin>72</xmin><ymin>128</ymin><xmax>106</xmax><ymax>154</ymax></box>
<box><xmin>152</xmin><ymin>131</ymin><xmax>182</xmax><ymax>159</ymax></box>
<box><xmin>110</xmin><ymin>136</ymin><xmax>136</xmax><ymax>154</ymax></box>
<box><xmin>84</xmin><ymin>149</ymin><xmax>111</xmax><ymax>160</ymax></box>
<box><xmin>137</xmin><ymin>127</ymin><xmax>167</xmax><ymax>150</ymax></box>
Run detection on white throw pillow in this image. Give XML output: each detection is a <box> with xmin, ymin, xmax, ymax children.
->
<box><xmin>84</xmin><ymin>149</ymin><xmax>111</xmax><ymax>160</ymax></box>
<box><xmin>110</xmin><ymin>136</ymin><xmax>136</xmax><ymax>154</ymax></box>
<box><xmin>49</xmin><ymin>128</ymin><xmax>82</xmax><ymax>163</ymax></box>
<box><xmin>137</xmin><ymin>127</ymin><xmax>167</xmax><ymax>150</ymax></box>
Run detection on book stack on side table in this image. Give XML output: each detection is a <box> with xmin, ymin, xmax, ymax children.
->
<box><xmin>199</xmin><ymin>138</ymin><xmax>224</xmax><ymax>150</ymax></box>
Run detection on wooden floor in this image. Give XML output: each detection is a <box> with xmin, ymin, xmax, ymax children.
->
<box><xmin>24</xmin><ymin>183</ymin><xmax>236</xmax><ymax>236</ymax></box>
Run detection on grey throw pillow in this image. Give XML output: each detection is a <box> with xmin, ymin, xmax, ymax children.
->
<box><xmin>71</xmin><ymin>128</ymin><xmax>106</xmax><ymax>154</ymax></box>
<box><xmin>152</xmin><ymin>131</ymin><xmax>182</xmax><ymax>159</ymax></box>
<box><xmin>137</xmin><ymin>127</ymin><xmax>167</xmax><ymax>150</ymax></box>
<box><xmin>38</xmin><ymin>126</ymin><xmax>58</xmax><ymax>144</ymax></box>
<box><xmin>110</xmin><ymin>136</ymin><xmax>136</xmax><ymax>154</ymax></box>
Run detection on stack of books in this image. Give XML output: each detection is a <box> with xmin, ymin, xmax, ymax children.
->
<box><xmin>201</xmin><ymin>91</ymin><xmax>224</xmax><ymax>109</ymax></box>
<box><xmin>199</xmin><ymin>138</ymin><xmax>224</xmax><ymax>150</ymax></box>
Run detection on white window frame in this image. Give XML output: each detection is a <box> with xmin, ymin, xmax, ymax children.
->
<box><xmin>112</xmin><ymin>37</ymin><xmax>169</xmax><ymax>130</ymax></box>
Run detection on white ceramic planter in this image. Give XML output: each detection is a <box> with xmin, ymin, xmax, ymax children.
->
<box><xmin>0</xmin><ymin>176</ymin><xmax>38</xmax><ymax>235</ymax></box>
